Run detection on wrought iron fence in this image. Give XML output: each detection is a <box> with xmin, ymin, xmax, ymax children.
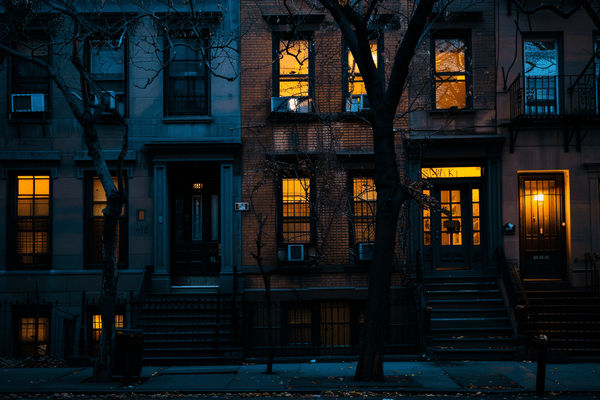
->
<box><xmin>508</xmin><ymin>74</ymin><xmax>600</xmax><ymax>119</ymax></box>
<box><xmin>242</xmin><ymin>297</ymin><xmax>419</xmax><ymax>358</ymax></box>
<box><xmin>0</xmin><ymin>300</ymin><xmax>78</xmax><ymax>359</ymax></box>
<box><xmin>584</xmin><ymin>253</ymin><xmax>600</xmax><ymax>299</ymax></box>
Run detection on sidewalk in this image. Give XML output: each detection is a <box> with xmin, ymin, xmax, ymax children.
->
<box><xmin>1</xmin><ymin>360</ymin><xmax>600</xmax><ymax>394</ymax></box>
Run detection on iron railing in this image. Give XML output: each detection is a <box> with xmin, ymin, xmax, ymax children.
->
<box><xmin>508</xmin><ymin>74</ymin><xmax>600</xmax><ymax>119</ymax></box>
<box><xmin>0</xmin><ymin>300</ymin><xmax>78</xmax><ymax>359</ymax></box>
<box><xmin>584</xmin><ymin>253</ymin><xmax>600</xmax><ymax>299</ymax></box>
<box><xmin>242</xmin><ymin>297</ymin><xmax>419</xmax><ymax>358</ymax></box>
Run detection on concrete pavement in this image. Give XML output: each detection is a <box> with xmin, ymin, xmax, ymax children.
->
<box><xmin>1</xmin><ymin>360</ymin><xmax>600</xmax><ymax>394</ymax></box>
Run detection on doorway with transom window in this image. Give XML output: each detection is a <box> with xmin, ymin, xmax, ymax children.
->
<box><xmin>421</xmin><ymin>167</ymin><xmax>484</xmax><ymax>275</ymax></box>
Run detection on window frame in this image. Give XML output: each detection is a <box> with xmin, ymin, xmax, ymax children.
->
<box><xmin>343</xmin><ymin>35</ymin><xmax>384</xmax><ymax>112</ymax></box>
<box><xmin>85</xmin><ymin>174</ymin><xmax>128</xmax><ymax>269</ymax></box>
<box><xmin>86</xmin><ymin>29</ymin><xmax>128</xmax><ymax>117</ymax></box>
<box><xmin>8</xmin><ymin>173</ymin><xmax>52</xmax><ymax>270</ymax></box>
<box><xmin>272</xmin><ymin>32</ymin><xmax>315</xmax><ymax>106</ymax></box>
<box><xmin>278</xmin><ymin>175</ymin><xmax>314</xmax><ymax>246</ymax></box>
<box><xmin>9</xmin><ymin>36</ymin><xmax>52</xmax><ymax>118</ymax></box>
<box><xmin>350</xmin><ymin>175</ymin><xmax>377</xmax><ymax>246</ymax></box>
<box><xmin>12</xmin><ymin>303</ymin><xmax>52</xmax><ymax>357</ymax></box>
<box><xmin>522</xmin><ymin>35</ymin><xmax>562</xmax><ymax>116</ymax></box>
<box><xmin>163</xmin><ymin>31</ymin><xmax>210</xmax><ymax>116</ymax></box>
<box><xmin>431</xmin><ymin>33</ymin><xmax>472</xmax><ymax>110</ymax></box>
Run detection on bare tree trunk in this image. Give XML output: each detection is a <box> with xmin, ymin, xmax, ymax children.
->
<box><xmin>354</xmin><ymin>115</ymin><xmax>410</xmax><ymax>382</ymax></box>
<box><xmin>80</xmin><ymin>124</ymin><xmax>127</xmax><ymax>382</ymax></box>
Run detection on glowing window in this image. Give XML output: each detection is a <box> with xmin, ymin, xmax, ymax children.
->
<box><xmin>347</xmin><ymin>43</ymin><xmax>378</xmax><ymax>111</ymax></box>
<box><xmin>282</xmin><ymin>178</ymin><xmax>311</xmax><ymax>243</ymax></box>
<box><xmin>352</xmin><ymin>177</ymin><xmax>377</xmax><ymax>243</ymax></box>
<box><xmin>278</xmin><ymin>39</ymin><xmax>310</xmax><ymax>98</ymax></box>
<box><xmin>433</xmin><ymin>37</ymin><xmax>469</xmax><ymax>109</ymax></box>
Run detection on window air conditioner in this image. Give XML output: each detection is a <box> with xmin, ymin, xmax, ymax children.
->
<box><xmin>271</xmin><ymin>97</ymin><xmax>292</xmax><ymax>112</ymax></box>
<box><xmin>271</xmin><ymin>97</ymin><xmax>311</xmax><ymax>113</ymax></box>
<box><xmin>358</xmin><ymin>243</ymin><xmax>374</xmax><ymax>260</ymax></box>
<box><xmin>11</xmin><ymin>94</ymin><xmax>45</xmax><ymax>113</ymax></box>
<box><xmin>94</xmin><ymin>91</ymin><xmax>116</xmax><ymax>109</ymax></box>
<box><xmin>358</xmin><ymin>94</ymin><xmax>370</xmax><ymax>111</ymax></box>
<box><xmin>287</xmin><ymin>244</ymin><xmax>305</xmax><ymax>262</ymax></box>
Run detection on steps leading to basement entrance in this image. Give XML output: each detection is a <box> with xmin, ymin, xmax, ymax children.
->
<box><xmin>425</xmin><ymin>276</ymin><xmax>520</xmax><ymax>361</ymax></box>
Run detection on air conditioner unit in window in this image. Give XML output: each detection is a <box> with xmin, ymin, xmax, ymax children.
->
<box><xmin>358</xmin><ymin>243</ymin><xmax>375</xmax><ymax>260</ymax></box>
<box><xmin>287</xmin><ymin>244</ymin><xmax>305</xmax><ymax>262</ymax></box>
<box><xmin>93</xmin><ymin>91</ymin><xmax>116</xmax><ymax>109</ymax></box>
<box><xmin>11</xmin><ymin>94</ymin><xmax>45</xmax><ymax>113</ymax></box>
<box><xmin>271</xmin><ymin>97</ymin><xmax>311</xmax><ymax>113</ymax></box>
<box><xmin>359</xmin><ymin>94</ymin><xmax>370</xmax><ymax>111</ymax></box>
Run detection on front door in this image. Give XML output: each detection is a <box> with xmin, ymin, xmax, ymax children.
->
<box><xmin>170</xmin><ymin>163</ymin><xmax>221</xmax><ymax>278</ymax></box>
<box><xmin>519</xmin><ymin>174</ymin><xmax>566</xmax><ymax>279</ymax></box>
<box><xmin>423</xmin><ymin>184</ymin><xmax>483</xmax><ymax>272</ymax></box>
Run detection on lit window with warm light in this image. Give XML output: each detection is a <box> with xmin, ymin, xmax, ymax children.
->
<box><xmin>282</xmin><ymin>177</ymin><xmax>311</xmax><ymax>244</ymax></box>
<box><xmin>12</xmin><ymin>175</ymin><xmax>51</xmax><ymax>268</ymax></box>
<box><xmin>433</xmin><ymin>37</ymin><xmax>470</xmax><ymax>110</ymax></box>
<box><xmin>352</xmin><ymin>177</ymin><xmax>377</xmax><ymax>243</ymax></box>
<box><xmin>278</xmin><ymin>39</ymin><xmax>310</xmax><ymax>98</ymax></box>
<box><xmin>347</xmin><ymin>43</ymin><xmax>378</xmax><ymax>112</ymax></box>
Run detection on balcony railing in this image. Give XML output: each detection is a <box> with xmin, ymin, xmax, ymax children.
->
<box><xmin>509</xmin><ymin>74</ymin><xmax>600</xmax><ymax>119</ymax></box>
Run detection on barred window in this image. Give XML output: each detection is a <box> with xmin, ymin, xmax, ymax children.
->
<box><xmin>281</xmin><ymin>177</ymin><xmax>311</xmax><ymax>244</ymax></box>
<box><xmin>10</xmin><ymin>175</ymin><xmax>51</xmax><ymax>269</ymax></box>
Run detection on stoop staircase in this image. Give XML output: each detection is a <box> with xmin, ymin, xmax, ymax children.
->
<box><xmin>524</xmin><ymin>289</ymin><xmax>600</xmax><ymax>360</ymax></box>
<box><xmin>136</xmin><ymin>291</ymin><xmax>243</xmax><ymax>364</ymax></box>
<box><xmin>424</xmin><ymin>276</ymin><xmax>520</xmax><ymax>360</ymax></box>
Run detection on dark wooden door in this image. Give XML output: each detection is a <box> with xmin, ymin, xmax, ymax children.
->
<box><xmin>170</xmin><ymin>164</ymin><xmax>221</xmax><ymax>276</ymax></box>
<box><xmin>519</xmin><ymin>174</ymin><xmax>566</xmax><ymax>279</ymax></box>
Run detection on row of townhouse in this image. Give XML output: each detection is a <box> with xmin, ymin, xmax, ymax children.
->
<box><xmin>1</xmin><ymin>0</ymin><xmax>599</xmax><ymax>363</ymax></box>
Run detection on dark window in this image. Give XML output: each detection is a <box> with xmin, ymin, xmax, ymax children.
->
<box><xmin>164</xmin><ymin>33</ymin><xmax>209</xmax><ymax>116</ymax></box>
<box><xmin>273</xmin><ymin>34</ymin><xmax>314</xmax><ymax>112</ymax></box>
<box><xmin>9</xmin><ymin>175</ymin><xmax>51</xmax><ymax>269</ymax></box>
<box><xmin>88</xmin><ymin>34</ymin><xmax>127</xmax><ymax>115</ymax></box>
<box><xmin>432</xmin><ymin>35</ymin><xmax>471</xmax><ymax>109</ymax></box>
<box><xmin>10</xmin><ymin>38</ymin><xmax>50</xmax><ymax>116</ymax></box>
<box><xmin>280</xmin><ymin>177</ymin><xmax>312</xmax><ymax>244</ymax></box>
<box><xmin>86</xmin><ymin>176</ymin><xmax>127</xmax><ymax>268</ymax></box>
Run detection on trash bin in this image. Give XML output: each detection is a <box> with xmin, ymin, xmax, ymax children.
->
<box><xmin>113</xmin><ymin>329</ymin><xmax>143</xmax><ymax>378</ymax></box>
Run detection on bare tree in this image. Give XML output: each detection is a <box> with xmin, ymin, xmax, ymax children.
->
<box><xmin>1</xmin><ymin>0</ymin><xmax>239</xmax><ymax>381</ymax></box>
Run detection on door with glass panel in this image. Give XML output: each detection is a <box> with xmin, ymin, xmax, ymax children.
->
<box><xmin>170</xmin><ymin>164</ymin><xmax>221</xmax><ymax>277</ymax></box>
<box><xmin>422</xmin><ymin>185</ymin><xmax>483</xmax><ymax>272</ymax></box>
<box><xmin>519</xmin><ymin>174</ymin><xmax>566</xmax><ymax>279</ymax></box>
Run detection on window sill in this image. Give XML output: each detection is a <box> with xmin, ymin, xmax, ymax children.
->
<box><xmin>8</xmin><ymin>116</ymin><xmax>52</xmax><ymax>124</ymax></box>
<box><xmin>162</xmin><ymin>116</ymin><xmax>213</xmax><ymax>124</ymax></box>
<box><xmin>268</xmin><ymin>111</ymin><xmax>319</xmax><ymax>122</ymax></box>
<box><xmin>429</xmin><ymin>108</ymin><xmax>476</xmax><ymax>116</ymax></box>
